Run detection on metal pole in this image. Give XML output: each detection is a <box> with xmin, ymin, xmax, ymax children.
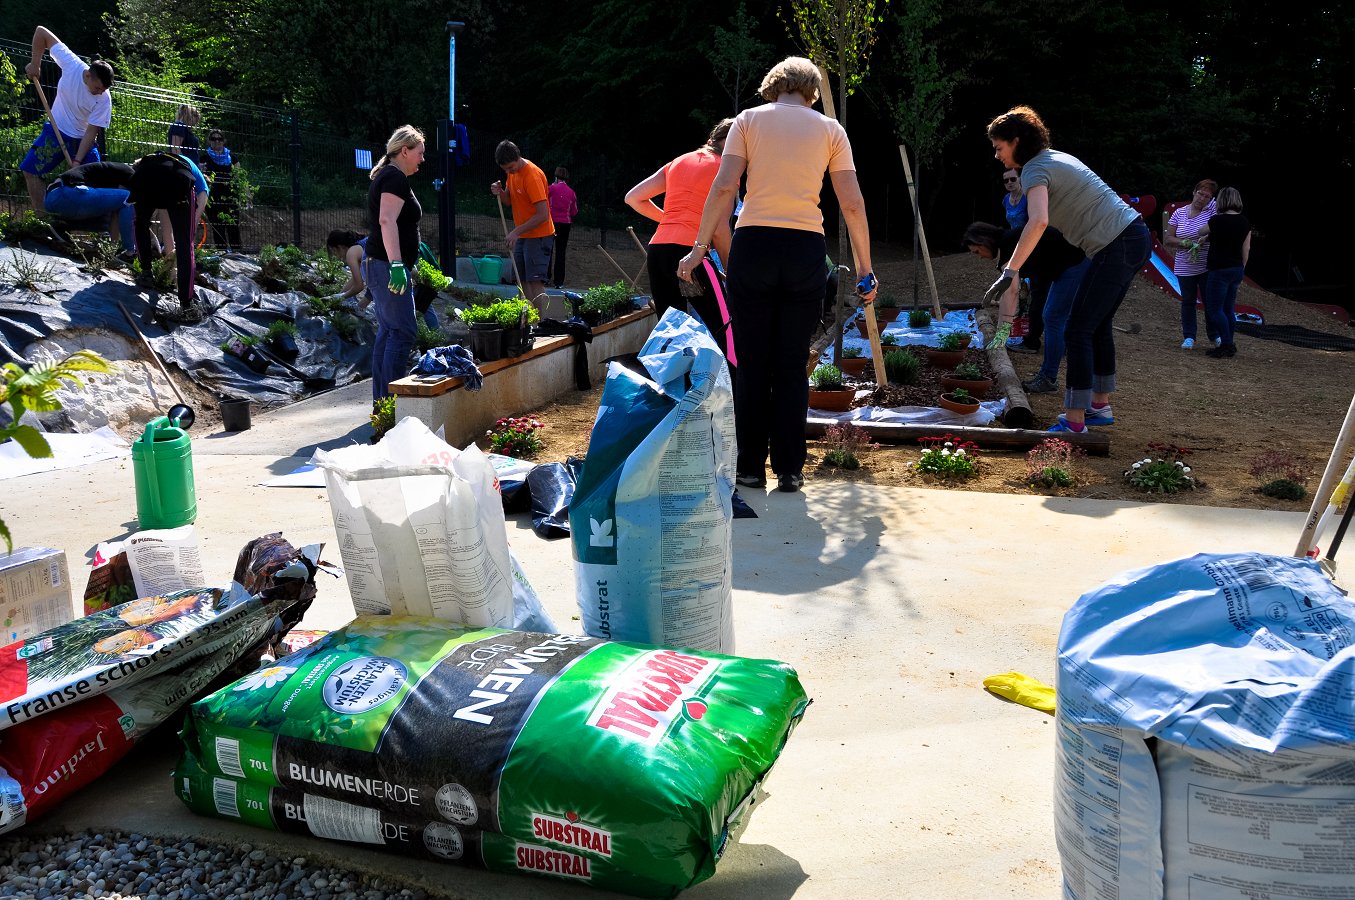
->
<box><xmin>440</xmin><ymin>22</ymin><xmax>465</xmax><ymax>276</ymax></box>
<box><xmin>289</xmin><ymin>112</ymin><xmax>302</xmax><ymax>247</ymax></box>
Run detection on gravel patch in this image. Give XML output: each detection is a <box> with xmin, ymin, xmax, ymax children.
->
<box><xmin>0</xmin><ymin>831</ymin><xmax>433</xmax><ymax>900</ymax></box>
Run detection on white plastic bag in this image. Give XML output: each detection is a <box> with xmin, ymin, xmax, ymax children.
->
<box><xmin>312</xmin><ymin>417</ymin><xmax>551</xmax><ymax>631</ymax></box>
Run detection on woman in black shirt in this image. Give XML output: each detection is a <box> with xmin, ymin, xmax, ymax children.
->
<box><xmin>1198</xmin><ymin>187</ymin><xmax>1251</xmax><ymax>358</ymax></box>
<box><xmin>365</xmin><ymin>125</ymin><xmax>425</xmax><ymax>402</ymax></box>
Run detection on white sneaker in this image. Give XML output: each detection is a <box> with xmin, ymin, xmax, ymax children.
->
<box><xmin>1214</xmin><ymin>337</ymin><xmax>1223</xmax><ymax>347</ymax></box>
<box><xmin>1181</xmin><ymin>338</ymin><xmax>1194</xmax><ymax>350</ymax></box>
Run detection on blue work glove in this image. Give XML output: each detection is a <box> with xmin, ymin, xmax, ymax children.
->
<box><xmin>856</xmin><ymin>273</ymin><xmax>879</xmax><ymax>297</ymax></box>
<box><xmin>388</xmin><ymin>261</ymin><xmax>409</xmax><ymax>294</ymax></box>
<box><xmin>984</xmin><ymin>268</ymin><xmax>1017</xmax><ymax>305</ymax></box>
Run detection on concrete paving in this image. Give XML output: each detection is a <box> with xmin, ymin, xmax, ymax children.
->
<box><xmin>1</xmin><ymin>382</ymin><xmax>1313</xmax><ymax>898</ymax></box>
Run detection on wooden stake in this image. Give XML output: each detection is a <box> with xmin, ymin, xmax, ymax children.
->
<box><xmin>1297</xmin><ymin>394</ymin><xmax>1355</xmax><ymax>557</ymax></box>
<box><xmin>30</xmin><ymin>77</ymin><xmax>73</xmax><ymax>168</ymax></box>
<box><xmin>899</xmin><ymin>144</ymin><xmax>943</xmax><ymax>319</ymax></box>
<box><xmin>597</xmin><ymin>244</ymin><xmax>642</xmax><ymax>292</ymax></box>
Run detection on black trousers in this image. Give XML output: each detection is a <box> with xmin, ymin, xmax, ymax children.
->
<box><xmin>130</xmin><ymin>157</ymin><xmax>197</xmax><ymax>307</ymax></box>
<box><xmin>645</xmin><ymin>242</ymin><xmax>731</xmax><ymax>357</ymax></box>
<box><xmin>552</xmin><ymin>222</ymin><xmax>571</xmax><ymax>286</ymax></box>
<box><xmin>726</xmin><ymin>227</ymin><xmax>826</xmax><ymax>478</ymax></box>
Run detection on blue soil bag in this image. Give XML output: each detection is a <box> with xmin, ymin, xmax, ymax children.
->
<box><xmin>570</xmin><ymin>309</ymin><xmax>736</xmax><ymax>653</ymax></box>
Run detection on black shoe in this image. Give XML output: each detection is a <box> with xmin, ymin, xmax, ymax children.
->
<box><xmin>736</xmin><ymin>473</ymin><xmax>766</xmax><ymax>488</ymax></box>
<box><xmin>777</xmin><ymin>473</ymin><xmax>804</xmax><ymax>493</ymax></box>
<box><xmin>1205</xmin><ymin>343</ymin><xmax>1236</xmax><ymax>358</ymax></box>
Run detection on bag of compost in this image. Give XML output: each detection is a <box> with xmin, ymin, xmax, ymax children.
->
<box><xmin>570</xmin><ymin>308</ymin><xmax>736</xmax><ymax>652</ymax></box>
<box><xmin>180</xmin><ymin>615</ymin><xmax>807</xmax><ymax>896</ymax></box>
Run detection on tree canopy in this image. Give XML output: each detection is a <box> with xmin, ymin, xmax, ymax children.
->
<box><xmin>13</xmin><ymin>0</ymin><xmax>1347</xmax><ymax>297</ymax></box>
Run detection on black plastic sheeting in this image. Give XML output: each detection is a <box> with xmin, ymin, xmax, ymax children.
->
<box><xmin>0</xmin><ymin>245</ymin><xmax>373</xmax><ymax>407</ymax></box>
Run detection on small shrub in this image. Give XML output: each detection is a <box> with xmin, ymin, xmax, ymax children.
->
<box><xmin>1249</xmin><ymin>449</ymin><xmax>1313</xmax><ymax>501</ymax></box>
<box><xmin>953</xmin><ymin>361</ymin><xmax>983</xmax><ymax>381</ymax></box>
<box><xmin>880</xmin><ymin>333</ymin><xmax>899</xmax><ymax>346</ymax></box>
<box><xmin>945</xmin><ymin>387</ymin><xmax>973</xmax><ymax>403</ymax></box>
<box><xmin>195</xmin><ymin>247</ymin><xmax>223</xmax><ymax>277</ymax></box>
<box><xmin>265</xmin><ymin>320</ymin><xmax>298</xmax><ymax>341</ymax></box>
<box><xmin>907</xmin><ymin>308</ymin><xmax>931</xmax><ymax>328</ymax></box>
<box><xmin>581</xmin><ymin>281</ymin><xmax>630</xmax><ymax>314</ymax></box>
<box><xmin>78</xmin><ymin>235</ymin><xmax>122</xmax><ymax>271</ymax></box>
<box><xmin>0</xmin><ymin>210</ymin><xmax>53</xmax><ymax>243</ymax></box>
<box><xmin>491</xmin><ymin>298</ymin><xmax>540</xmax><ymax>328</ymax></box>
<box><xmin>877</xmin><ymin>293</ymin><xmax>898</xmax><ymax>309</ymax></box>
<box><xmin>415</xmin><ymin>321</ymin><xmax>444</xmax><ymax>353</ymax></box>
<box><xmin>417</xmin><ymin>257</ymin><xmax>451</xmax><ymax>291</ymax></box>
<box><xmin>883</xmin><ymin>349</ymin><xmax>921</xmax><ymax>385</ymax></box>
<box><xmin>937</xmin><ymin>331</ymin><xmax>967</xmax><ymax>351</ymax></box>
<box><xmin>1026</xmin><ymin>438</ymin><xmax>1083</xmax><ymax>489</ymax></box>
<box><xmin>0</xmin><ymin>250</ymin><xmax>60</xmax><ymax>291</ymax></box>
<box><xmin>841</xmin><ymin>346</ymin><xmax>862</xmax><ymax>359</ymax></box>
<box><xmin>914</xmin><ymin>435</ymin><xmax>980</xmax><ymax>482</ymax></box>
<box><xmin>486</xmin><ymin>415</ymin><xmax>545</xmax><ymax>458</ymax></box>
<box><xmin>370</xmin><ymin>395</ymin><xmax>396</xmax><ymax>440</ymax></box>
<box><xmin>1124</xmin><ymin>444</ymin><xmax>1197</xmax><ymax>494</ymax></box>
<box><xmin>328</xmin><ymin>311</ymin><xmax>362</xmax><ymax>343</ymax></box>
<box><xmin>150</xmin><ymin>255</ymin><xmax>175</xmax><ymax>289</ymax></box>
<box><xmin>821</xmin><ymin>422</ymin><xmax>878</xmax><ymax>470</ymax></box>
<box><xmin>810</xmin><ymin>364</ymin><xmax>845</xmax><ymax>391</ymax></box>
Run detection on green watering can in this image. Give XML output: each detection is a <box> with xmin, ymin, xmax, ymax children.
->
<box><xmin>131</xmin><ymin>404</ymin><xmax>197</xmax><ymax>529</ymax></box>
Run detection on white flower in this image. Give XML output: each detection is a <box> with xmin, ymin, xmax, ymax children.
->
<box><xmin>1132</xmin><ymin>462</ymin><xmax>1142</xmax><ymax>470</ymax></box>
<box><xmin>1174</xmin><ymin>461</ymin><xmax>1184</xmax><ymax>467</ymax></box>
<box><xmin>1142</xmin><ymin>458</ymin><xmax>1152</xmax><ymax>465</ymax></box>
<box><xmin>234</xmin><ymin>664</ymin><xmax>297</xmax><ymax>692</ymax></box>
<box><xmin>941</xmin><ymin>449</ymin><xmax>951</xmax><ymax>456</ymax></box>
<box><xmin>944</xmin><ymin>442</ymin><xmax>953</xmax><ymax>448</ymax></box>
<box><xmin>1182</xmin><ymin>466</ymin><xmax>1191</xmax><ymax>473</ymax></box>
<box><xmin>955</xmin><ymin>449</ymin><xmax>966</xmax><ymax>456</ymax></box>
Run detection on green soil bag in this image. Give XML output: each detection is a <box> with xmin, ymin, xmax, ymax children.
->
<box><xmin>179</xmin><ymin>615</ymin><xmax>808</xmax><ymax>896</ymax></box>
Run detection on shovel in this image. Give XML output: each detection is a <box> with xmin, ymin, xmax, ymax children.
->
<box><xmin>1113</xmin><ymin>322</ymin><xmax>1143</xmax><ymax>335</ymax></box>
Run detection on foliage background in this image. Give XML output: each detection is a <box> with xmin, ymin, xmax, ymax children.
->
<box><xmin>0</xmin><ymin>0</ymin><xmax>1349</xmax><ymax>303</ymax></box>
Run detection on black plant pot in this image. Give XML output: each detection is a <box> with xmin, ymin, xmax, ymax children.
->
<box><xmin>502</xmin><ymin>326</ymin><xmax>535</xmax><ymax>358</ymax></box>
<box><xmin>269</xmin><ymin>333</ymin><xmax>299</xmax><ymax>360</ymax></box>
<box><xmin>242</xmin><ymin>346</ymin><xmax>272</xmax><ymax>374</ymax></box>
<box><xmin>468</xmin><ymin>323</ymin><xmax>504</xmax><ymax>362</ymax></box>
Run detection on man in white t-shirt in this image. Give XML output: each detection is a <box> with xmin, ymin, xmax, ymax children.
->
<box><xmin>19</xmin><ymin>26</ymin><xmax>115</xmax><ymax>212</ymax></box>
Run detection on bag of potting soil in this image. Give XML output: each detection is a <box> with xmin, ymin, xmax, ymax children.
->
<box><xmin>570</xmin><ymin>308</ymin><xmax>736</xmax><ymax>652</ymax></box>
<box><xmin>311</xmin><ymin>418</ymin><xmax>552</xmax><ymax>633</ymax></box>
<box><xmin>180</xmin><ymin>615</ymin><xmax>808</xmax><ymax>897</ymax></box>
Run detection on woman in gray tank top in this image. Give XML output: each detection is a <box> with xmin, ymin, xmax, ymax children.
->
<box><xmin>985</xmin><ymin>106</ymin><xmax>1151</xmax><ymax>434</ymax></box>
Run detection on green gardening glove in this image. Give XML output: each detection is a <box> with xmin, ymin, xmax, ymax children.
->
<box><xmin>388</xmin><ymin>261</ymin><xmax>409</xmax><ymax>294</ymax></box>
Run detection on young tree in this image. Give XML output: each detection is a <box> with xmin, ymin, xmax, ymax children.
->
<box><xmin>710</xmin><ymin>4</ymin><xmax>776</xmax><ymax>114</ymax></box>
<box><xmin>783</xmin><ymin>0</ymin><xmax>887</xmax><ymax>357</ymax></box>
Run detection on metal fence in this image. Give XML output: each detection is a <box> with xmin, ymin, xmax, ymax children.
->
<box><xmin>2</xmin><ymin>38</ymin><xmax>652</xmax><ymax>265</ymax></box>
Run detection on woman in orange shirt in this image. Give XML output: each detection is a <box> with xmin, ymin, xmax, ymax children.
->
<box><xmin>625</xmin><ymin>119</ymin><xmax>734</xmax><ymax>359</ymax></box>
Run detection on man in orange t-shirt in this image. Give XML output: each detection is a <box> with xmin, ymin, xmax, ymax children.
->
<box><xmin>490</xmin><ymin>140</ymin><xmax>555</xmax><ymax>305</ymax></box>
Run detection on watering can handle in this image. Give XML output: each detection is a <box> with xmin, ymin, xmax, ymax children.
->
<box><xmin>141</xmin><ymin>417</ymin><xmax>168</xmax><ymax>520</ymax></box>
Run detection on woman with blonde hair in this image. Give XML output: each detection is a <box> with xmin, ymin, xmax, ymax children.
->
<box><xmin>678</xmin><ymin>56</ymin><xmax>875</xmax><ymax>494</ymax></box>
<box><xmin>365</xmin><ymin>125</ymin><xmax>426</xmax><ymax>402</ymax></box>
<box><xmin>626</xmin><ymin>117</ymin><xmax>735</xmax><ymax>361</ymax></box>
<box><xmin>160</xmin><ymin>103</ymin><xmax>202</xmax><ymax>254</ymax></box>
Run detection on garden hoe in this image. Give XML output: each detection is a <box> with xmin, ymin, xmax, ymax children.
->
<box><xmin>494</xmin><ymin>179</ymin><xmax>532</xmax><ymax>306</ymax></box>
<box><xmin>29</xmin><ymin>76</ymin><xmax>73</xmax><ymax>167</ymax></box>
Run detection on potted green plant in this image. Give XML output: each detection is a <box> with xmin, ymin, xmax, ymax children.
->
<box><xmin>880</xmin><ymin>333</ymin><xmax>899</xmax><ymax>347</ymax></box>
<box><xmin>264</xmin><ymin>320</ymin><xmax>300</xmax><ymax>360</ymax></box>
<box><xmin>907</xmin><ymin>308</ymin><xmax>932</xmax><ymax>329</ymax></box>
<box><xmin>808</xmin><ymin>364</ymin><xmax>855</xmax><ymax>412</ymax></box>
<box><xmin>580</xmin><ymin>281</ymin><xmax>628</xmax><ymax>326</ymax></box>
<box><xmin>459</xmin><ymin>303</ymin><xmax>504</xmax><ymax>362</ymax></box>
<box><xmin>494</xmin><ymin>298</ymin><xmax>541</xmax><ymax>357</ymax></box>
<box><xmin>874</xmin><ymin>293</ymin><xmax>901</xmax><ymax>323</ymax></box>
<box><xmin>837</xmin><ymin>346</ymin><xmax>871</xmax><ymax>378</ymax></box>
<box><xmin>220</xmin><ymin>334</ymin><xmax>271</xmax><ymax>374</ymax></box>
<box><xmin>883</xmin><ymin>348</ymin><xmax>922</xmax><ymax>385</ymax></box>
<box><xmin>940</xmin><ymin>360</ymin><xmax>994</xmax><ymax>398</ymax></box>
<box><xmin>370</xmin><ymin>395</ymin><xmax>396</xmax><ymax>443</ymax></box>
<box><xmin>939</xmin><ymin>385</ymin><xmax>981</xmax><ymax>415</ymax></box>
<box><xmin>925</xmin><ymin>331</ymin><xmax>967</xmax><ymax>369</ymax></box>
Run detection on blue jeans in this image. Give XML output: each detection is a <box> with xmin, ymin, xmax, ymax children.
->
<box><xmin>1063</xmin><ymin>219</ymin><xmax>1151</xmax><ymax>410</ymax></box>
<box><xmin>43</xmin><ymin>185</ymin><xmax>135</xmax><ymax>251</ymax></box>
<box><xmin>1205</xmin><ymin>267</ymin><xmax>1244</xmax><ymax>346</ymax></box>
<box><xmin>1176</xmin><ymin>272</ymin><xmax>1213</xmax><ymax>341</ymax></box>
<box><xmin>1035</xmin><ymin>258</ymin><xmax>1090</xmax><ymax>383</ymax></box>
<box><xmin>366</xmin><ymin>258</ymin><xmax>417</xmax><ymax>402</ymax></box>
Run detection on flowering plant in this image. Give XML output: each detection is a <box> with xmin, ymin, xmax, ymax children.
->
<box><xmin>913</xmin><ymin>435</ymin><xmax>980</xmax><ymax>481</ymax></box>
<box><xmin>821</xmin><ymin>422</ymin><xmax>878</xmax><ymax>470</ymax></box>
<box><xmin>1026</xmin><ymin>438</ymin><xmax>1082</xmax><ymax>489</ymax></box>
<box><xmin>1124</xmin><ymin>444</ymin><xmax>1196</xmax><ymax>494</ymax></box>
<box><xmin>1248</xmin><ymin>449</ymin><xmax>1313</xmax><ymax>500</ymax></box>
<box><xmin>486</xmin><ymin>415</ymin><xmax>544</xmax><ymax>458</ymax></box>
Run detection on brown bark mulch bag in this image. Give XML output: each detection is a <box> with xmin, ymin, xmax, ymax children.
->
<box><xmin>177</xmin><ymin>615</ymin><xmax>808</xmax><ymax>897</ymax></box>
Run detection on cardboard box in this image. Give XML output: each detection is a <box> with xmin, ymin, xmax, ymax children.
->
<box><xmin>0</xmin><ymin>547</ymin><xmax>73</xmax><ymax>643</ymax></box>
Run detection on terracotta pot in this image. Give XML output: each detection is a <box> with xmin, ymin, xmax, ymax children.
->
<box><xmin>838</xmin><ymin>357</ymin><xmax>871</xmax><ymax>378</ymax></box>
<box><xmin>940</xmin><ymin>375</ymin><xmax>993</xmax><ymax>398</ymax></box>
<box><xmin>856</xmin><ymin>319</ymin><xmax>895</xmax><ymax>339</ymax></box>
<box><xmin>874</xmin><ymin>306</ymin><xmax>902</xmax><ymax>323</ymax></box>
<box><xmin>924</xmin><ymin>348</ymin><xmax>965</xmax><ymax>369</ymax></box>
<box><xmin>939</xmin><ymin>392</ymin><xmax>981</xmax><ymax>415</ymax></box>
<box><xmin>808</xmin><ymin>387</ymin><xmax>856</xmax><ymax>412</ymax></box>
<box><xmin>954</xmin><ymin>333</ymin><xmax>973</xmax><ymax>349</ymax></box>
